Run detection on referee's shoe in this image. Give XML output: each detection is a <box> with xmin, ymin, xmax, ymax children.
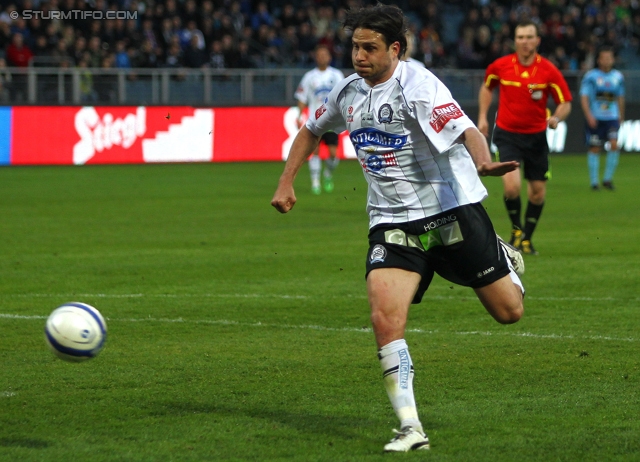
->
<box><xmin>520</xmin><ymin>240</ymin><xmax>539</xmax><ymax>256</ymax></box>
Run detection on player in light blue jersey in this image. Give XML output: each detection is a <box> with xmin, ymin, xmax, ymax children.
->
<box><xmin>579</xmin><ymin>47</ymin><xmax>625</xmax><ymax>190</ymax></box>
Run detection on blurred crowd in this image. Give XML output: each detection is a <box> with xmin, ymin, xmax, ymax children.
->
<box><xmin>0</xmin><ymin>0</ymin><xmax>639</xmax><ymax>74</ymax></box>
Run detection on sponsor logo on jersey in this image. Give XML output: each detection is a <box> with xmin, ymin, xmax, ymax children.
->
<box><xmin>360</xmin><ymin>152</ymin><xmax>398</xmax><ymax>172</ymax></box>
<box><xmin>349</xmin><ymin>128</ymin><xmax>408</xmax><ymax>151</ymax></box>
<box><xmin>348</xmin><ymin>106</ymin><xmax>354</xmax><ymax>114</ymax></box>
<box><xmin>429</xmin><ymin>103</ymin><xmax>463</xmax><ymax>133</ymax></box>
<box><xmin>315</xmin><ymin>104</ymin><xmax>327</xmax><ymax>120</ymax></box>
<box><xmin>370</xmin><ymin>244</ymin><xmax>387</xmax><ymax>263</ymax></box>
<box><xmin>378</xmin><ymin>103</ymin><xmax>393</xmax><ymax>123</ymax></box>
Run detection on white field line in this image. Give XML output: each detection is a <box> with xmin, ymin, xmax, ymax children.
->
<box><xmin>1</xmin><ymin>312</ymin><xmax>637</xmax><ymax>343</ymax></box>
<box><xmin>0</xmin><ymin>293</ymin><xmax>634</xmax><ymax>302</ymax></box>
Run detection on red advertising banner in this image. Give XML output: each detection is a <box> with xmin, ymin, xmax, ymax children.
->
<box><xmin>10</xmin><ymin>106</ymin><xmax>354</xmax><ymax>165</ymax></box>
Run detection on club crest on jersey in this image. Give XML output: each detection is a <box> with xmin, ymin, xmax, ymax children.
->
<box><xmin>370</xmin><ymin>244</ymin><xmax>387</xmax><ymax>263</ymax></box>
<box><xmin>349</xmin><ymin>128</ymin><xmax>408</xmax><ymax>151</ymax></box>
<box><xmin>378</xmin><ymin>104</ymin><xmax>393</xmax><ymax>123</ymax></box>
<box><xmin>429</xmin><ymin>103</ymin><xmax>463</xmax><ymax>133</ymax></box>
<box><xmin>315</xmin><ymin>104</ymin><xmax>327</xmax><ymax>120</ymax></box>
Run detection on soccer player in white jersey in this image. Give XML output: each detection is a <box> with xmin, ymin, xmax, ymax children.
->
<box><xmin>272</xmin><ymin>4</ymin><xmax>525</xmax><ymax>452</ymax></box>
<box><xmin>294</xmin><ymin>45</ymin><xmax>345</xmax><ymax>194</ymax></box>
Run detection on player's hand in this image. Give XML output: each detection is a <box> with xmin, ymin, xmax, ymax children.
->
<box><xmin>548</xmin><ymin>116</ymin><xmax>561</xmax><ymax>130</ymax></box>
<box><xmin>586</xmin><ymin>115</ymin><xmax>597</xmax><ymax>129</ymax></box>
<box><xmin>477</xmin><ymin>161</ymin><xmax>519</xmax><ymax>177</ymax></box>
<box><xmin>271</xmin><ymin>183</ymin><xmax>297</xmax><ymax>213</ymax></box>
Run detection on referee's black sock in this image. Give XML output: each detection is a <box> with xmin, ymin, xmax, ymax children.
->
<box><xmin>523</xmin><ymin>201</ymin><xmax>544</xmax><ymax>241</ymax></box>
<box><xmin>504</xmin><ymin>196</ymin><xmax>522</xmax><ymax>230</ymax></box>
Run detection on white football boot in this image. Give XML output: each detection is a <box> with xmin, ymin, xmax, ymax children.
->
<box><xmin>383</xmin><ymin>426</ymin><xmax>430</xmax><ymax>452</ymax></box>
<box><xmin>497</xmin><ymin>235</ymin><xmax>525</xmax><ymax>276</ymax></box>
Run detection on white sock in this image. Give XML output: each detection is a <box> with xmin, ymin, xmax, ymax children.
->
<box><xmin>324</xmin><ymin>156</ymin><xmax>339</xmax><ymax>177</ymax></box>
<box><xmin>309</xmin><ymin>155</ymin><xmax>321</xmax><ymax>185</ymax></box>
<box><xmin>378</xmin><ymin>339</ymin><xmax>423</xmax><ymax>432</ymax></box>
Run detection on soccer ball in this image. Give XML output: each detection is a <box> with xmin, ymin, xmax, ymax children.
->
<box><xmin>44</xmin><ymin>302</ymin><xmax>107</xmax><ymax>362</ymax></box>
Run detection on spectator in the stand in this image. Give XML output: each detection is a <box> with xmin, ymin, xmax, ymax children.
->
<box><xmin>183</xmin><ymin>35</ymin><xmax>208</xmax><ymax>68</ymax></box>
<box><xmin>164</xmin><ymin>42</ymin><xmax>184</xmax><ymax>68</ymax></box>
<box><xmin>159</xmin><ymin>18</ymin><xmax>175</xmax><ymax>53</ymax></box>
<box><xmin>141</xmin><ymin>19</ymin><xmax>159</xmax><ymax>50</ymax></box>
<box><xmin>180</xmin><ymin>20</ymin><xmax>205</xmax><ymax>51</ymax></box>
<box><xmin>134</xmin><ymin>38</ymin><xmax>160</xmax><ymax>69</ymax></box>
<box><xmin>78</xmin><ymin>57</ymin><xmax>98</xmax><ymax>102</ymax></box>
<box><xmin>457</xmin><ymin>27</ymin><xmax>483</xmax><ymax>68</ymax></box>
<box><xmin>215</xmin><ymin>15</ymin><xmax>237</xmax><ymax>42</ymax></box>
<box><xmin>10</xmin><ymin>18</ymin><xmax>32</xmax><ymax>48</ymax></box>
<box><xmin>279</xmin><ymin>4</ymin><xmax>299</xmax><ymax>29</ymax></box>
<box><xmin>6</xmin><ymin>33</ymin><xmax>33</xmax><ymax>67</ymax></box>
<box><xmin>114</xmin><ymin>40</ymin><xmax>132</xmax><ymax>68</ymax></box>
<box><xmin>32</xmin><ymin>35</ymin><xmax>52</xmax><ymax>63</ymax></box>
<box><xmin>72</xmin><ymin>36</ymin><xmax>87</xmax><ymax>65</ymax></box>
<box><xmin>234</xmin><ymin>40</ymin><xmax>257</xmax><ymax>68</ymax></box>
<box><xmin>251</xmin><ymin>2</ymin><xmax>273</xmax><ymax>30</ymax></box>
<box><xmin>164</xmin><ymin>0</ymin><xmax>181</xmax><ymax>20</ymax></box>
<box><xmin>183</xmin><ymin>0</ymin><xmax>199</xmax><ymax>26</ymax></box>
<box><xmin>221</xmin><ymin>34</ymin><xmax>238</xmax><ymax>68</ymax></box>
<box><xmin>209</xmin><ymin>40</ymin><xmax>225</xmax><ymax>69</ymax></box>
<box><xmin>297</xmin><ymin>22</ymin><xmax>317</xmax><ymax>65</ymax></box>
<box><xmin>86</xmin><ymin>36</ymin><xmax>104</xmax><ymax>68</ymax></box>
<box><xmin>474</xmin><ymin>25</ymin><xmax>494</xmax><ymax>68</ymax></box>
<box><xmin>228</xmin><ymin>1</ymin><xmax>246</xmax><ymax>36</ymax></box>
<box><xmin>125</xmin><ymin>18</ymin><xmax>143</xmax><ymax>49</ymax></box>
<box><xmin>280</xmin><ymin>25</ymin><xmax>299</xmax><ymax>65</ymax></box>
<box><xmin>0</xmin><ymin>22</ymin><xmax>12</xmax><ymax>51</ymax></box>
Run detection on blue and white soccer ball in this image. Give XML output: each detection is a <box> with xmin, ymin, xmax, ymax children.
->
<box><xmin>44</xmin><ymin>302</ymin><xmax>107</xmax><ymax>362</ymax></box>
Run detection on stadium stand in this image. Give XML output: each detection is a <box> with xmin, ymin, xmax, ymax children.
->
<box><xmin>0</xmin><ymin>0</ymin><xmax>637</xmax><ymax>72</ymax></box>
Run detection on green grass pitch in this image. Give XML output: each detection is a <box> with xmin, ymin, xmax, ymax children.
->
<box><xmin>0</xmin><ymin>154</ymin><xmax>639</xmax><ymax>461</ymax></box>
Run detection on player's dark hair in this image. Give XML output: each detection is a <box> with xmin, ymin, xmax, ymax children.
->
<box><xmin>343</xmin><ymin>3</ymin><xmax>408</xmax><ymax>57</ymax></box>
<box><xmin>314</xmin><ymin>43</ymin><xmax>331</xmax><ymax>53</ymax></box>
<box><xmin>597</xmin><ymin>45</ymin><xmax>615</xmax><ymax>58</ymax></box>
<box><xmin>515</xmin><ymin>20</ymin><xmax>540</xmax><ymax>37</ymax></box>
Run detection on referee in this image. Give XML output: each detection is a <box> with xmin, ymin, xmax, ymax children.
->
<box><xmin>477</xmin><ymin>20</ymin><xmax>572</xmax><ymax>255</ymax></box>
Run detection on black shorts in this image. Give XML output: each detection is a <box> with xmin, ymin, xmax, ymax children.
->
<box><xmin>585</xmin><ymin>120</ymin><xmax>620</xmax><ymax>147</ymax></box>
<box><xmin>493</xmin><ymin>126</ymin><xmax>550</xmax><ymax>181</ymax></box>
<box><xmin>365</xmin><ymin>203</ymin><xmax>511</xmax><ymax>304</ymax></box>
<box><xmin>320</xmin><ymin>131</ymin><xmax>339</xmax><ymax>146</ymax></box>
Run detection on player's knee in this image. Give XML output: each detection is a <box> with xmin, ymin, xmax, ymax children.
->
<box><xmin>495</xmin><ymin>302</ymin><xmax>523</xmax><ymax>324</ymax></box>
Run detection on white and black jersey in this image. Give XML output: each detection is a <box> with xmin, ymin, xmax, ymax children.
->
<box><xmin>306</xmin><ymin>61</ymin><xmax>487</xmax><ymax>228</ymax></box>
<box><xmin>295</xmin><ymin>66</ymin><xmax>345</xmax><ymax>115</ymax></box>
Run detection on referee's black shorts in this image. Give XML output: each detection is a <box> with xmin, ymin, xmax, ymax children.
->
<box><xmin>365</xmin><ymin>203</ymin><xmax>511</xmax><ymax>304</ymax></box>
<box><xmin>493</xmin><ymin>126</ymin><xmax>550</xmax><ymax>181</ymax></box>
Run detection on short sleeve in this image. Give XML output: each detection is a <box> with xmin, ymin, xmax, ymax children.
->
<box><xmin>305</xmin><ymin>83</ymin><xmax>346</xmax><ymax>135</ymax></box>
<box><xmin>579</xmin><ymin>73</ymin><xmax>592</xmax><ymax>97</ymax></box>
<box><xmin>548</xmin><ymin>66</ymin><xmax>572</xmax><ymax>104</ymax></box>
<box><xmin>413</xmin><ymin>80</ymin><xmax>476</xmax><ymax>153</ymax></box>
<box><xmin>483</xmin><ymin>60</ymin><xmax>500</xmax><ymax>90</ymax></box>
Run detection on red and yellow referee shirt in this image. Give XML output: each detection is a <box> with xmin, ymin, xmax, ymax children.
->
<box><xmin>483</xmin><ymin>53</ymin><xmax>572</xmax><ymax>134</ymax></box>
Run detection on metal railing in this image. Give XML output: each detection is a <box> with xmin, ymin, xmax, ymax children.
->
<box><xmin>0</xmin><ymin>67</ymin><xmax>638</xmax><ymax>106</ymax></box>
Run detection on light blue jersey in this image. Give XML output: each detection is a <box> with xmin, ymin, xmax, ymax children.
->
<box><xmin>579</xmin><ymin>68</ymin><xmax>625</xmax><ymax>121</ymax></box>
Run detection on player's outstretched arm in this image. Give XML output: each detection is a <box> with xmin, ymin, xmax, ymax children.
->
<box><xmin>477</xmin><ymin>86</ymin><xmax>493</xmax><ymax>137</ymax></box>
<box><xmin>461</xmin><ymin>127</ymin><xmax>519</xmax><ymax>177</ymax></box>
<box><xmin>271</xmin><ymin>126</ymin><xmax>321</xmax><ymax>213</ymax></box>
